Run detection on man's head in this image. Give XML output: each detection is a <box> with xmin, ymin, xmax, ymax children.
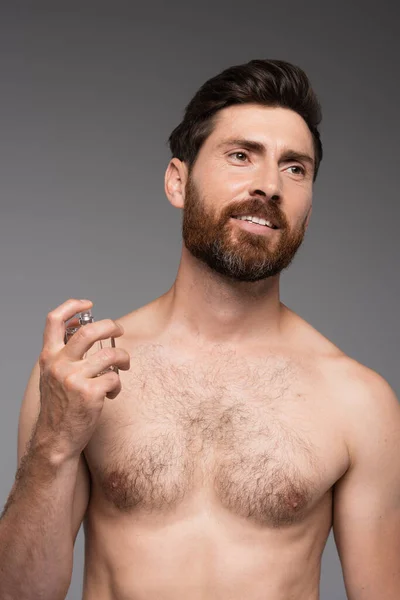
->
<box><xmin>165</xmin><ymin>59</ymin><xmax>322</xmax><ymax>282</ymax></box>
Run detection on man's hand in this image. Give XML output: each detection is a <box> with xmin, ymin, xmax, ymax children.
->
<box><xmin>36</xmin><ymin>298</ymin><xmax>130</xmax><ymax>461</ymax></box>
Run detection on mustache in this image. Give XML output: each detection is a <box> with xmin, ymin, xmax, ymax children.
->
<box><xmin>222</xmin><ymin>199</ymin><xmax>288</xmax><ymax>230</ymax></box>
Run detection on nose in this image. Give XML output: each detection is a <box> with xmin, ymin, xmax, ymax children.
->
<box><xmin>249</xmin><ymin>162</ymin><xmax>282</xmax><ymax>202</ymax></box>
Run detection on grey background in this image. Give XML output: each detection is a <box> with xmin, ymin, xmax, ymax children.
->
<box><xmin>0</xmin><ymin>1</ymin><xmax>398</xmax><ymax>598</ymax></box>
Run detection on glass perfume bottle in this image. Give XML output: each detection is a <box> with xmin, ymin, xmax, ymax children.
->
<box><xmin>64</xmin><ymin>309</ymin><xmax>118</xmax><ymax>376</ymax></box>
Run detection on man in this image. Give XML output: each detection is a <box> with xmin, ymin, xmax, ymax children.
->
<box><xmin>1</xmin><ymin>59</ymin><xmax>399</xmax><ymax>600</ymax></box>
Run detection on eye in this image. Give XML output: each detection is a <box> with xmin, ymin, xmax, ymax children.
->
<box><xmin>287</xmin><ymin>165</ymin><xmax>305</xmax><ymax>176</ymax></box>
<box><xmin>228</xmin><ymin>151</ymin><xmax>249</xmax><ymax>162</ymax></box>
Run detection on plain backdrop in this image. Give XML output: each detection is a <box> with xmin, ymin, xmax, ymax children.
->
<box><xmin>0</xmin><ymin>1</ymin><xmax>399</xmax><ymax>598</ymax></box>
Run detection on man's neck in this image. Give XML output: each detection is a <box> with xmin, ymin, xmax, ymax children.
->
<box><xmin>162</xmin><ymin>247</ymin><xmax>285</xmax><ymax>345</ymax></box>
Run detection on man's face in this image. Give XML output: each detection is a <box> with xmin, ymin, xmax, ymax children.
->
<box><xmin>181</xmin><ymin>104</ymin><xmax>315</xmax><ymax>282</ymax></box>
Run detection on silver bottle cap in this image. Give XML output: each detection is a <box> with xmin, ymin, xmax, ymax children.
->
<box><xmin>79</xmin><ymin>310</ymin><xmax>94</xmax><ymax>325</ymax></box>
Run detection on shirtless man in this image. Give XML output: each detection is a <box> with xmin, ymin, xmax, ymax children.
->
<box><xmin>1</xmin><ymin>59</ymin><xmax>399</xmax><ymax>600</ymax></box>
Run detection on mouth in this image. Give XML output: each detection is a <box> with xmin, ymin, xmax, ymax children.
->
<box><xmin>231</xmin><ymin>215</ymin><xmax>279</xmax><ymax>230</ymax></box>
<box><xmin>230</xmin><ymin>216</ymin><xmax>279</xmax><ymax>236</ymax></box>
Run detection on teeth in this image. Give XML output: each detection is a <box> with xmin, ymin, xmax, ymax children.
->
<box><xmin>236</xmin><ymin>215</ymin><xmax>274</xmax><ymax>228</ymax></box>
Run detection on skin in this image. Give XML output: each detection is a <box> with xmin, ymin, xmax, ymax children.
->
<box><xmin>13</xmin><ymin>105</ymin><xmax>400</xmax><ymax>599</ymax></box>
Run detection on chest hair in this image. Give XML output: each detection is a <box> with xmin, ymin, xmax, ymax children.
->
<box><xmin>90</xmin><ymin>345</ymin><xmax>323</xmax><ymax>527</ymax></box>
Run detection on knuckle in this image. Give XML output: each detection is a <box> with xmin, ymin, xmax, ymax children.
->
<box><xmin>108</xmin><ymin>373</ymin><xmax>121</xmax><ymax>392</ymax></box>
<box><xmin>48</xmin><ymin>361</ymin><xmax>63</xmax><ymax>380</ymax></box>
<box><xmin>108</xmin><ymin>384</ymin><xmax>121</xmax><ymax>399</ymax></box>
<box><xmin>78</xmin><ymin>324</ymin><xmax>92</xmax><ymax>340</ymax></box>
<box><xmin>100</xmin><ymin>348</ymin><xmax>115</xmax><ymax>362</ymax></box>
<box><xmin>63</xmin><ymin>371</ymin><xmax>79</xmax><ymax>390</ymax></box>
<box><xmin>80</xmin><ymin>379</ymin><xmax>94</xmax><ymax>400</ymax></box>
<box><xmin>111</xmin><ymin>370</ymin><xmax>120</xmax><ymax>383</ymax></box>
<box><xmin>104</xmin><ymin>370</ymin><xmax>120</xmax><ymax>386</ymax></box>
<box><xmin>104</xmin><ymin>319</ymin><xmax>116</xmax><ymax>329</ymax></box>
<box><xmin>46</xmin><ymin>311</ymin><xmax>57</xmax><ymax>325</ymax></box>
<box><xmin>39</xmin><ymin>350</ymin><xmax>50</xmax><ymax>368</ymax></box>
<box><xmin>111</xmin><ymin>380</ymin><xmax>122</xmax><ymax>398</ymax></box>
<box><xmin>93</xmin><ymin>379</ymin><xmax>112</xmax><ymax>398</ymax></box>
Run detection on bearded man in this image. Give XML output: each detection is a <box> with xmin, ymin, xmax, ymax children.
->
<box><xmin>1</xmin><ymin>59</ymin><xmax>400</xmax><ymax>600</ymax></box>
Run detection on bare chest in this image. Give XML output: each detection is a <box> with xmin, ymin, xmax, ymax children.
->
<box><xmin>85</xmin><ymin>346</ymin><xmax>346</xmax><ymax>527</ymax></box>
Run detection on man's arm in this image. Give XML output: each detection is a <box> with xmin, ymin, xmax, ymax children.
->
<box><xmin>0</xmin><ymin>360</ymin><xmax>90</xmax><ymax>600</ymax></box>
<box><xmin>333</xmin><ymin>368</ymin><xmax>400</xmax><ymax>600</ymax></box>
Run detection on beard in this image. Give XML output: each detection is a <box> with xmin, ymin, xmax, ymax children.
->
<box><xmin>182</xmin><ymin>175</ymin><xmax>308</xmax><ymax>282</ymax></box>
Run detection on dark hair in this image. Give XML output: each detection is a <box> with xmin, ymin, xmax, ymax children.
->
<box><xmin>168</xmin><ymin>59</ymin><xmax>323</xmax><ymax>181</ymax></box>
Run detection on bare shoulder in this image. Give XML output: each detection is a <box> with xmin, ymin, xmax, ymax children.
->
<box><xmin>328</xmin><ymin>355</ymin><xmax>400</xmax><ymax>463</ymax></box>
<box><xmin>113</xmin><ymin>296</ymin><xmax>167</xmax><ymax>343</ymax></box>
<box><xmin>327</xmin><ymin>352</ymin><xmax>399</xmax><ymax>420</ymax></box>
<box><xmin>288</xmin><ymin>307</ymin><xmax>400</xmax><ymax>460</ymax></box>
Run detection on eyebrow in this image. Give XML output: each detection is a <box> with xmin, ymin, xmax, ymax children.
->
<box><xmin>216</xmin><ymin>137</ymin><xmax>315</xmax><ymax>169</ymax></box>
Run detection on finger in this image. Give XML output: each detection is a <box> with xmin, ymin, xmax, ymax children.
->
<box><xmin>106</xmin><ymin>386</ymin><xmax>121</xmax><ymax>400</ymax></box>
<box><xmin>64</xmin><ymin>319</ymin><xmax>125</xmax><ymax>360</ymax></box>
<box><xmin>65</xmin><ymin>316</ymin><xmax>81</xmax><ymax>329</ymax></box>
<box><xmin>83</xmin><ymin>347</ymin><xmax>130</xmax><ymax>378</ymax></box>
<box><xmin>43</xmin><ymin>299</ymin><xmax>93</xmax><ymax>353</ymax></box>
<box><xmin>92</xmin><ymin>370</ymin><xmax>122</xmax><ymax>400</ymax></box>
<box><xmin>64</xmin><ymin>314</ymin><xmax>86</xmax><ymax>345</ymax></box>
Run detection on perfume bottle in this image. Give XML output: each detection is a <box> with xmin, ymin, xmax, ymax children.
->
<box><xmin>64</xmin><ymin>309</ymin><xmax>118</xmax><ymax>376</ymax></box>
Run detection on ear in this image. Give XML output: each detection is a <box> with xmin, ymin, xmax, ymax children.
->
<box><xmin>164</xmin><ymin>158</ymin><xmax>188</xmax><ymax>209</ymax></box>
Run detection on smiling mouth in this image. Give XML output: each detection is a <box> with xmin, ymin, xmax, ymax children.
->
<box><xmin>231</xmin><ymin>215</ymin><xmax>278</xmax><ymax>229</ymax></box>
